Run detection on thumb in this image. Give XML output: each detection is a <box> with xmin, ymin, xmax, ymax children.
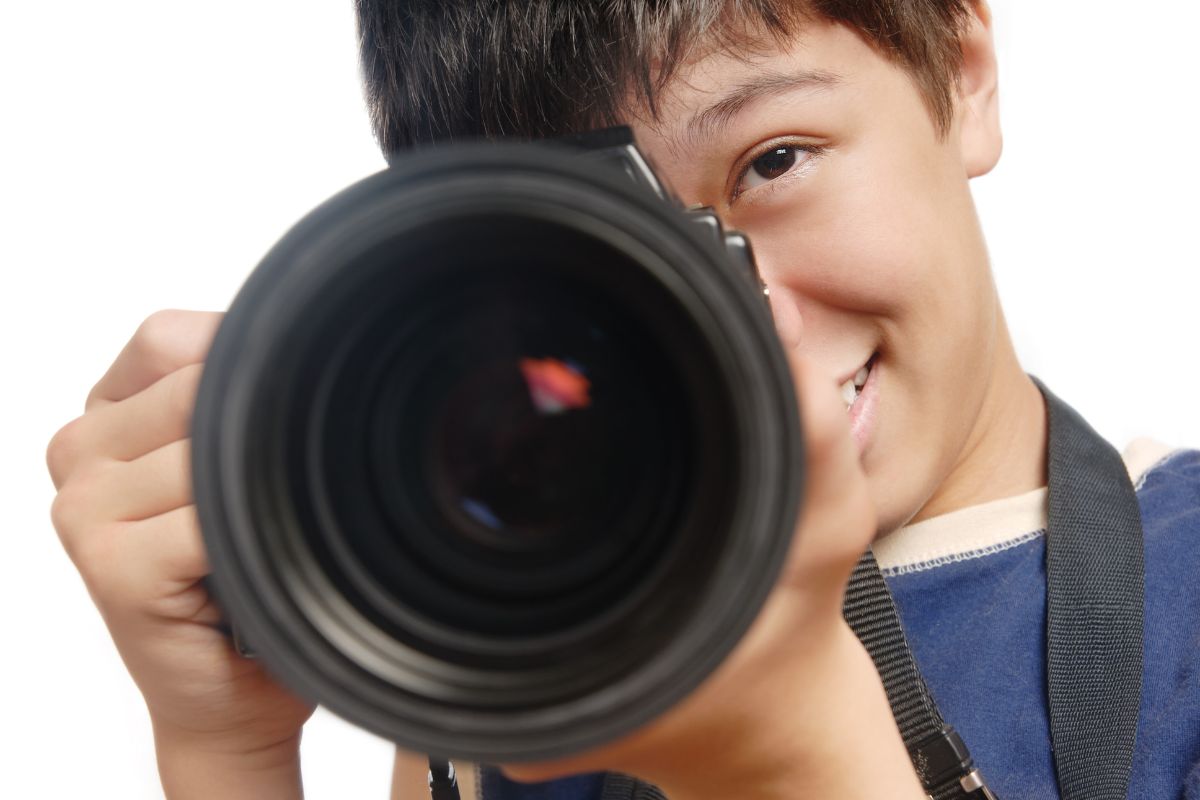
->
<box><xmin>779</xmin><ymin>351</ymin><xmax>878</xmax><ymax>602</ymax></box>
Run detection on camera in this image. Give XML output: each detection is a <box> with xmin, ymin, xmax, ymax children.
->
<box><xmin>191</xmin><ymin>127</ymin><xmax>804</xmax><ymax>762</ymax></box>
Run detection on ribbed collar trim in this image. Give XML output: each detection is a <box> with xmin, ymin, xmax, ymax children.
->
<box><xmin>873</xmin><ymin>438</ymin><xmax>1175</xmax><ymax>574</ymax></box>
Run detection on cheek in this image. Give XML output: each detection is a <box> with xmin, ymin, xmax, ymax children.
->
<box><xmin>741</xmin><ymin>137</ymin><xmax>985</xmax><ymax>345</ymax></box>
<box><xmin>743</xmin><ymin>181</ymin><xmax>928</xmax><ymax>328</ymax></box>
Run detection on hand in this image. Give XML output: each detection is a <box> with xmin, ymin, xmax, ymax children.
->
<box><xmin>47</xmin><ymin>310</ymin><xmax>315</xmax><ymax>797</ymax></box>
<box><xmin>503</xmin><ymin>352</ymin><xmax>925</xmax><ymax>800</ymax></box>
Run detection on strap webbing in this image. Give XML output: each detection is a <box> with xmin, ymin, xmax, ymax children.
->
<box><xmin>844</xmin><ymin>550</ymin><xmax>946</xmax><ymax>750</ymax></box>
<box><xmin>599</xmin><ymin>773</ymin><xmax>667</xmax><ymax>800</ymax></box>
<box><xmin>844</xmin><ymin>553</ymin><xmax>982</xmax><ymax>798</ymax></box>
<box><xmin>1034</xmin><ymin>377</ymin><xmax>1144</xmax><ymax>800</ymax></box>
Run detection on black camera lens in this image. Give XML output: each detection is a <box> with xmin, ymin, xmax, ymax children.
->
<box><xmin>192</xmin><ymin>142</ymin><xmax>803</xmax><ymax>762</ymax></box>
<box><xmin>305</xmin><ymin>216</ymin><xmax>702</xmax><ymax>643</ymax></box>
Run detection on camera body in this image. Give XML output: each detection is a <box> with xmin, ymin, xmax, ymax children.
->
<box><xmin>558</xmin><ymin>126</ymin><xmax>765</xmax><ymax>302</ymax></box>
<box><xmin>192</xmin><ymin>128</ymin><xmax>804</xmax><ymax>762</ymax></box>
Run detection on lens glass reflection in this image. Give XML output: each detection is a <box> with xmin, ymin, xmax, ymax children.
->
<box><xmin>310</xmin><ymin>217</ymin><xmax>701</xmax><ymax>639</ymax></box>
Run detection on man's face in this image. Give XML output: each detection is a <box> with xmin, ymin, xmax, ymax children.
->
<box><xmin>624</xmin><ymin>19</ymin><xmax>1002</xmax><ymax>534</ymax></box>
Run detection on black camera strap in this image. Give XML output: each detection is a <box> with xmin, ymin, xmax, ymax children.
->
<box><xmin>455</xmin><ymin>379</ymin><xmax>1146</xmax><ymax>800</ymax></box>
<box><xmin>1036</xmin><ymin>377</ymin><xmax>1145</xmax><ymax>800</ymax></box>
<box><xmin>844</xmin><ymin>378</ymin><xmax>1144</xmax><ymax>800</ymax></box>
<box><xmin>845</xmin><ymin>550</ymin><xmax>997</xmax><ymax>799</ymax></box>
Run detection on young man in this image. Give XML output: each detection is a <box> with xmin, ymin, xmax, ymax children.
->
<box><xmin>45</xmin><ymin>1</ymin><xmax>1200</xmax><ymax>799</ymax></box>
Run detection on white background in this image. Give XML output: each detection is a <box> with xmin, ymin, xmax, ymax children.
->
<box><xmin>1</xmin><ymin>2</ymin><xmax>1197</xmax><ymax>798</ymax></box>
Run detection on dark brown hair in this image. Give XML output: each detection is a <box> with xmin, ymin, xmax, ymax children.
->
<box><xmin>356</xmin><ymin>0</ymin><xmax>973</xmax><ymax>156</ymax></box>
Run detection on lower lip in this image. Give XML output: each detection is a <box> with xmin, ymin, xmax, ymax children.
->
<box><xmin>847</xmin><ymin>356</ymin><xmax>879</xmax><ymax>456</ymax></box>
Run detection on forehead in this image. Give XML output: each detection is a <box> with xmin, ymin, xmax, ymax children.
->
<box><xmin>627</xmin><ymin>20</ymin><xmax>908</xmax><ymax>154</ymax></box>
<box><xmin>643</xmin><ymin>23</ymin><xmax>888</xmax><ymax>126</ymax></box>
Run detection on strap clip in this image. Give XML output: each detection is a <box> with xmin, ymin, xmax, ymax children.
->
<box><xmin>911</xmin><ymin>726</ymin><xmax>998</xmax><ymax>799</ymax></box>
<box><xmin>959</xmin><ymin>767</ymin><xmax>999</xmax><ymax>799</ymax></box>
<box><xmin>428</xmin><ymin>757</ymin><xmax>461</xmax><ymax>800</ymax></box>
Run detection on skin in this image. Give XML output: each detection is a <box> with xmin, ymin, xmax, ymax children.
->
<box><xmin>46</xmin><ymin>3</ymin><xmax>1046</xmax><ymax>799</ymax></box>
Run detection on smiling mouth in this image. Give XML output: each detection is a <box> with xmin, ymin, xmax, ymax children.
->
<box><xmin>839</xmin><ymin>353</ymin><xmax>877</xmax><ymax>411</ymax></box>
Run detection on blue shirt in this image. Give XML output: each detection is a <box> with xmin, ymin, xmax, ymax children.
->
<box><xmin>481</xmin><ymin>441</ymin><xmax>1200</xmax><ymax>799</ymax></box>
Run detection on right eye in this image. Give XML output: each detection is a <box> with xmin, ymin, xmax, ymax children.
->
<box><xmin>733</xmin><ymin>143</ymin><xmax>822</xmax><ymax>200</ymax></box>
<box><xmin>749</xmin><ymin>147</ymin><xmax>798</xmax><ymax>183</ymax></box>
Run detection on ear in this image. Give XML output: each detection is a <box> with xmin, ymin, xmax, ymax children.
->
<box><xmin>956</xmin><ymin>1</ymin><xmax>1002</xmax><ymax>178</ymax></box>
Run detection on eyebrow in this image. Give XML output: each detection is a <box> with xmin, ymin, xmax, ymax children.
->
<box><xmin>684</xmin><ymin>68</ymin><xmax>843</xmax><ymax>146</ymax></box>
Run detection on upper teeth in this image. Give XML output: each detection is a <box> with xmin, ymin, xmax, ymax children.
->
<box><xmin>841</xmin><ymin>364</ymin><xmax>871</xmax><ymax>410</ymax></box>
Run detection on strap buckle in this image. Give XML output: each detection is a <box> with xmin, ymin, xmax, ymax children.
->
<box><xmin>959</xmin><ymin>767</ymin><xmax>999</xmax><ymax>799</ymax></box>
<box><xmin>427</xmin><ymin>758</ymin><xmax>461</xmax><ymax>800</ymax></box>
<box><xmin>912</xmin><ymin>726</ymin><xmax>999</xmax><ymax>799</ymax></box>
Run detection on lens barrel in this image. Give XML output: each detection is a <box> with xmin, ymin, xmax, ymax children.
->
<box><xmin>191</xmin><ymin>141</ymin><xmax>803</xmax><ymax>762</ymax></box>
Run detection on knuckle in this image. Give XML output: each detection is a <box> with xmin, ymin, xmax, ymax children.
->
<box><xmin>50</xmin><ymin>488</ymin><xmax>92</xmax><ymax>561</ymax></box>
<box><xmin>135</xmin><ymin>310</ymin><xmax>217</xmax><ymax>372</ymax></box>
<box><xmin>49</xmin><ymin>462</ymin><xmax>110</xmax><ymax>544</ymax></box>
<box><xmin>168</xmin><ymin>362</ymin><xmax>205</xmax><ymax>422</ymax></box>
<box><xmin>46</xmin><ymin>416</ymin><xmax>85</xmax><ymax>486</ymax></box>
<box><xmin>49</xmin><ymin>485</ymin><xmax>77</xmax><ymax>543</ymax></box>
<box><xmin>139</xmin><ymin>308</ymin><xmax>180</xmax><ymax>338</ymax></box>
<box><xmin>132</xmin><ymin>309</ymin><xmax>184</xmax><ymax>371</ymax></box>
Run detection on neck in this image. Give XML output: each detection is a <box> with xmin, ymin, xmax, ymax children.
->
<box><xmin>912</xmin><ymin>307</ymin><xmax>1047</xmax><ymax>525</ymax></box>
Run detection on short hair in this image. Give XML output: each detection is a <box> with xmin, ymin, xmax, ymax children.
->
<box><xmin>356</xmin><ymin>0</ymin><xmax>973</xmax><ymax>157</ymax></box>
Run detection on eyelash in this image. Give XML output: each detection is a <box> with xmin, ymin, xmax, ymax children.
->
<box><xmin>731</xmin><ymin>141</ymin><xmax>825</xmax><ymax>203</ymax></box>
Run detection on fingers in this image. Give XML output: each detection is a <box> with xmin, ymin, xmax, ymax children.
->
<box><xmin>59</xmin><ymin>504</ymin><xmax>211</xmax><ymax>613</ymax></box>
<box><xmin>47</xmin><ymin>363</ymin><xmax>202</xmax><ymax>489</ymax></box>
<box><xmin>119</xmin><ymin>505</ymin><xmax>211</xmax><ymax>593</ymax></box>
<box><xmin>49</xmin><ymin>440</ymin><xmax>193</xmax><ymax>533</ymax></box>
<box><xmin>48</xmin><ymin>309</ymin><xmax>217</xmax><ymax>490</ymax></box>
<box><xmin>86</xmin><ymin>310</ymin><xmax>221</xmax><ymax>410</ymax></box>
